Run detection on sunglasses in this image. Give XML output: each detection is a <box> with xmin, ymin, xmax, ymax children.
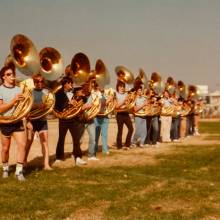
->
<box><xmin>4</xmin><ymin>72</ymin><xmax>14</xmax><ymax>77</ymax></box>
<box><xmin>34</xmin><ymin>80</ymin><xmax>44</xmax><ymax>83</ymax></box>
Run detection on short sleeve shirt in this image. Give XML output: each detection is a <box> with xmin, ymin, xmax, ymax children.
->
<box><xmin>0</xmin><ymin>85</ymin><xmax>22</xmax><ymax>116</ymax></box>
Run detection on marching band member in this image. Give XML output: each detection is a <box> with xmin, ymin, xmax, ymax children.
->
<box><xmin>24</xmin><ymin>74</ymin><xmax>52</xmax><ymax>170</ymax></box>
<box><xmin>0</xmin><ymin>65</ymin><xmax>26</xmax><ymax>181</ymax></box>
<box><xmin>170</xmin><ymin>92</ymin><xmax>180</xmax><ymax>142</ymax></box>
<box><xmin>81</xmin><ymin>80</ymin><xmax>100</xmax><ymax>161</ymax></box>
<box><xmin>54</xmin><ymin>76</ymin><xmax>86</xmax><ymax>166</ymax></box>
<box><xmin>115</xmin><ymin>80</ymin><xmax>133</xmax><ymax>150</ymax></box>
<box><xmin>94</xmin><ymin>87</ymin><xmax>112</xmax><ymax>155</ymax></box>
<box><xmin>179</xmin><ymin>99</ymin><xmax>190</xmax><ymax>140</ymax></box>
<box><xmin>193</xmin><ymin>98</ymin><xmax>204</xmax><ymax>136</ymax></box>
<box><xmin>160</xmin><ymin>90</ymin><xmax>173</xmax><ymax>143</ymax></box>
<box><xmin>145</xmin><ymin>89</ymin><xmax>161</xmax><ymax>146</ymax></box>
<box><xmin>132</xmin><ymin>85</ymin><xmax>148</xmax><ymax>147</ymax></box>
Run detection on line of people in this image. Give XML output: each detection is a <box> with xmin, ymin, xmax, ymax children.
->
<box><xmin>0</xmin><ymin>65</ymin><xmax>202</xmax><ymax>181</ymax></box>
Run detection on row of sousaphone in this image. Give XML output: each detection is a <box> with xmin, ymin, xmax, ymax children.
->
<box><xmin>0</xmin><ymin>34</ymin><xmax>203</xmax><ymax>124</ymax></box>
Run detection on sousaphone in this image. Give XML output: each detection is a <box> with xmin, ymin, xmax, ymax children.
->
<box><xmin>0</xmin><ymin>34</ymin><xmax>35</xmax><ymax>124</ymax></box>
<box><xmin>28</xmin><ymin>47</ymin><xmax>64</xmax><ymax>120</ymax></box>
<box><xmin>115</xmin><ymin>66</ymin><xmax>135</xmax><ymax>112</ymax></box>
<box><xmin>53</xmin><ymin>52</ymin><xmax>98</xmax><ymax>120</ymax></box>
<box><xmin>93</xmin><ymin>59</ymin><xmax>116</xmax><ymax>116</ymax></box>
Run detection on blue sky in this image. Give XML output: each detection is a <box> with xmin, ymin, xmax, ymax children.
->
<box><xmin>1</xmin><ymin>0</ymin><xmax>220</xmax><ymax>91</ymax></box>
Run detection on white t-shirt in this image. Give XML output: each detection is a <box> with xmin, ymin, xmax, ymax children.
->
<box><xmin>0</xmin><ymin>85</ymin><xmax>22</xmax><ymax>116</ymax></box>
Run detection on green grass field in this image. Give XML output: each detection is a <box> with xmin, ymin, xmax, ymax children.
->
<box><xmin>1</xmin><ymin>121</ymin><xmax>220</xmax><ymax>220</ymax></box>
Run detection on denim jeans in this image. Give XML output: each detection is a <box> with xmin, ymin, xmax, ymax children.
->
<box><xmin>145</xmin><ymin>116</ymin><xmax>159</xmax><ymax>145</ymax></box>
<box><xmin>85</xmin><ymin>121</ymin><xmax>96</xmax><ymax>157</ymax></box>
<box><xmin>94</xmin><ymin>117</ymin><xmax>109</xmax><ymax>153</ymax></box>
<box><xmin>132</xmin><ymin>116</ymin><xmax>147</xmax><ymax>145</ymax></box>
<box><xmin>170</xmin><ymin>116</ymin><xmax>180</xmax><ymax>140</ymax></box>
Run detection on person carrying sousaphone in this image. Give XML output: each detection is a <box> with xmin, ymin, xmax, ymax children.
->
<box><xmin>24</xmin><ymin>73</ymin><xmax>52</xmax><ymax>170</ymax></box>
<box><xmin>160</xmin><ymin>90</ymin><xmax>173</xmax><ymax>143</ymax></box>
<box><xmin>94</xmin><ymin>85</ymin><xmax>114</xmax><ymax>155</ymax></box>
<box><xmin>115</xmin><ymin>80</ymin><xmax>134</xmax><ymax>150</ymax></box>
<box><xmin>131</xmin><ymin>83</ymin><xmax>148</xmax><ymax>148</ymax></box>
<box><xmin>80</xmin><ymin>79</ymin><xmax>100</xmax><ymax>161</ymax></box>
<box><xmin>54</xmin><ymin>76</ymin><xmax>87</xmax><ymax>166</ymax></box>
<box><xmin>0</xmin><ymin>65</ymin><xmax>27</xmax><ymax>181</ymax></box>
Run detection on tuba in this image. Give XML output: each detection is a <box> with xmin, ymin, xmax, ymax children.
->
<box><xmin>28</xmin><ymin>47</ymin><xmax>64</xmax><ymax>120</ymax></box>
<box><xmin>94</xmin><ymin>59</ymin><xmax>116</xmax><ymax>116</ymax></box>
<box><xmin>0</xmin><ymin>34</ymin><xmax>35</xmax><ymax>124</ymax></box>
<box><xmin>149</xmin><ymin>72</ymin><xmax>165</xmax><ymax>97</ymax></box>
<box><xmin>177</xmin><ymin>80</ymin><xmax>188</xmax><ymax>100</ymax></box>
<box><xmin>115</xmin><ymin>66</ymin><xmax>135</xmax><ymax>112</ymax></box>
<box><xmin>165</xmin><ymin>77</ymin><xmax>176</xmax><ymax>95</ymax></box>
<box><xmin>133</xmin><ymin>68</ymin><xmax>150</xmax><ymax>117</ymax></box>
<box><xmin>10</xmin><ymin>34</ymin><xmax>40</xmax><ymax>75</ymax></box>
<box><xmin>52</xmin><ymin>52</ymin><xmax>90</xmax><ymax>120</ymax></box>
<box><xmin>188</xmin><ymin>85</ymin><xmax>204</xmax><ymax>114</ymax></box>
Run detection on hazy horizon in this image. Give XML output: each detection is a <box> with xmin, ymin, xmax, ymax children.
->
<box><xmin>1</xmin><ymin>0</ymin><xmax>220</xmax><ymax>92</ymax></box>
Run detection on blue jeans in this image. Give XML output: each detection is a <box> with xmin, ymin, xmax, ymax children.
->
<box><xmin>132</xmin><ymin>117</ymin><xmax>147</xmax><ymax>145</ymax></box>
<box><xmin>85</xmin><ymin>121</ymin><xmax>96</xmax><ymax>157</ymax></box>
<box><xmin>145</xmin><ymin>116</ymin><xmax>159</xmax><ymax>144</ymax></box>
<box><xmin>94</xmin><ymin>117</ymin><xmax>109</xmax><ymax>153</ymax></box>
<box><xmin>171</xmin><ymin>116</ymin><xmax>180</xmax><ymax>140</ymax></box>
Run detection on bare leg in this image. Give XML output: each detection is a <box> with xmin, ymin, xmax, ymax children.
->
<box><xmin>24</xmin><ymin>127</ymin><xmax>35</xmax><ymax>165</ymax></box>
<box><xmin>1</xmin><ymin>134</ymin><xmax>11</xmax><ymax>163</ymax></box>
<box><xmin>39</xmin><ymin>130</ymin><xmax>52</xmax><ymax>170</ymax></box>
<box><xmin>13</xmin><ymin>131</ymin><xmax>27</xmax><ymax>164</ymax></box>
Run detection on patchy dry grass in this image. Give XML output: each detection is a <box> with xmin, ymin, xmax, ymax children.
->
<box><xmin>1</xmin><ymin>121</ymin><xmax>220</xmax><ymax>219</ymax></box>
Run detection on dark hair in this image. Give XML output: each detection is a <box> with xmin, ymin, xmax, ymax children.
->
<box><xmin>116</xmin><ymin>80</ymin><xmax>125</xmax><ymax>92</ymax></box>
<box><xmin>32</xmin><ymin>73</ymin><xmax>44</xmax><ymax>81</ymax></box>
<box><xmin>134</xmin><ymin>84</ymin><xmax>143</xmax><ymax>91</ymax></box>
<box><xmin>0</xmin><ymin>66</ymin><xmax>15</xmax><ymax>82</ymax></box>
<box><xmin>61</xmin><ymin>76</ymin><xmax>73</xmax><ymax>86</ymax></box>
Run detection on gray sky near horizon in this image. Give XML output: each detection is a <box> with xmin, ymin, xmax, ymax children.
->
<box><xmin>0</xmin><ymin>0</ymin><xmax>220</xmax><ymax>91</ymax></box>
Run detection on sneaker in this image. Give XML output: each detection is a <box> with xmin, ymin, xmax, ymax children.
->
<box><xmin>88</xmin><ymin>156</ymin><xmax>99</xmax><ymax>161</ymax></box>
<box><xmin>76</xmin><ymin>157</ymin><xmax>87</xmax><ymax>166</ymax></box>
<box><xmin>103</xmin><ymin>151</ymin><xmax>110</xmax><ymax>155</ymax></box>
<box><xmin>173</xmin><ymin>139</ymin><xmax>180</xmax><ymax>143</ymax></box>
<box><xmin>54</xmin><ymin>159</ymin><xmax>62</xmax><ymax>164</ymax></box>
<box><xmin>130</xmin><ymin>144</ymin><xmax>137</xmax><ymax>148</ymax></box>
<box><xmin>140</xmin><ymin>144</ymin><xmax>149</xmax><ymax>148</ymax></box>
<box><xmin>122</xmin><ymin>146</ymin><xmax>130</xmax><ymax>150</ymax></box>
<box><xmin>16</xmin><ymin>172</ymin><xmax>26</xmax><ymax>181</ymax></box>
<box><xmin>2</xmin><ymin>170</ymin><xmax>9</xmax><ymax>178</ymax></box>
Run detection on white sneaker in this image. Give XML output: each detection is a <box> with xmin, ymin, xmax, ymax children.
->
<box><xmin>16</xmin><ymin>172</ymin><xmax>26</xmax><ymax>181</ymax></box>
<box><xmin>76</xmin><ymin>157</ymin><xmax>87</xmax><ymax>166</ymax></box>
<box><xmin>54</xmin><ymin>159</ymin><xmax>62</xmax><ymax>164</ymax></box>
<box><xmin>103</xmin><ymin>151</ymin><xmax>110</xmax><ymax>155</ymax></box>
<box><xmin>88</xmin><ymin>156</ymin><xmax>99</xmax><ymax>161</ymax></box>
<box><xmin>2</xmin><ymin>170</ymin><xmax>9</xmax><ymax>178</ymax></box>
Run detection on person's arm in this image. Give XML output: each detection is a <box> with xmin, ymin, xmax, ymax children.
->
<box><xmin>133</xmin><ymin>98</ymin><xmax>148</xmax><ymax>112</ymax></box>
<box><xmin>0</xmin><ymin>93</ymin><xmax>24</xmax><ymax>114</ymax></box>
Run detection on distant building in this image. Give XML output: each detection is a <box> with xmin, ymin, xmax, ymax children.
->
<box><xmin>205</xmin><ymin>90</ymin><xmax>220</xmax><ymax>117</ymax></box>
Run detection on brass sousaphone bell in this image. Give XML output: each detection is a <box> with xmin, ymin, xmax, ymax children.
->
<box><xmin>0</xmin><ymin>34</ymin><xmax>35</xmax><ymax>124</ymax></box>
<box><xmin>10</xmin><ymin>34</ymin><xmax>40</xmax><ymax>75</ymax></box>
<box><xmin>70</xmin><ymin>52</ymin><xmax>90</xmax><ymax>85</ymax></box>
<box><xmin>133</xmin><ymin>69</ymin><xmax>152</xmax><ymax>117</ymax></box>
<box><xmin>28</xmin><ymin>47</ymin><xmax>64</xmax><ymax>120</ymax></box>
<box><xmin>53</xmin><ymin>52</ymin><xmax>100</xmax><ymax>120</ymax></box>
<box><xmin>93</xmin><ymin>59</ymin><xmax>116</xmax><ymax>116</ymax></box>
<box><xmin>115</xmin><ymin>66</ymin><xmax>135</xmax><ymax>112</ymax></box>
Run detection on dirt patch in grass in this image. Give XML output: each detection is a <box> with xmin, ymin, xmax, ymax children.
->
<box><xmin>66</xmin><ymin>200</ymin><xmax>110</xmax><ymax>220</ymax></box>
<box><xmin>3</xmin><ymin>119</ymin><xmax>220</xmax><ymax>170</ymax></box>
